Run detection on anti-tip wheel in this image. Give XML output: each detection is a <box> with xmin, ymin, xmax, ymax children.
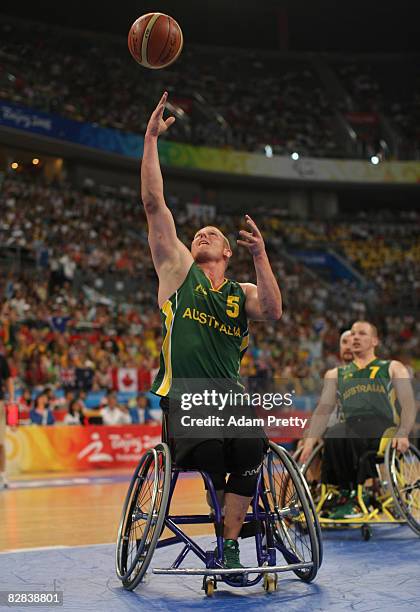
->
<box><xmin>204</xmin><ymin>578</ymin><xmax>216</xmax><ymax>596</ymax></box>
<box><xmin>361</xmin><ymin>525</ymin><xmax>372</xmax><ymax>541</ymax></box>
<box><xmin>263</xmin><ymin>574</ymin><xmax>278</xmax><ymax>592</ymax></box>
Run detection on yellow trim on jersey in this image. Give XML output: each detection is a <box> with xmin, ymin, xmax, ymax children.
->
<box><xmin>203</xmin><ymin>271</ymin><xmax>228</xmax><ymax>292</ymax></box>
<box><xmin>240</xmin><ymin>334</ymin><xmax>249</xmax><ymax>353</ymax></box>
<box><xmin>156</xmin><ymin>300</ymin><xmax>175</xmax><ymax>396</ymax></box>
<box><xmin>352</xmin><ymin>358</ymin><xmax>378</xmax><ymax>370</ymax></box>
<box><xmin>210</xmin><ymin>279</ymin><xmax>228</xmax><ymax>292</ymax></box>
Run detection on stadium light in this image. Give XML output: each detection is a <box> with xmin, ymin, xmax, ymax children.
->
<box><xmin>32</xmin><ymin>158</ymin><xmax>40</xmax><ymax>165</ymax></box>
<box><xmin>11</xmin><ymin>162</ymin><xmax>18</xmax><ymax>170</ymax></box>
<box><xmin>291</xmin><ymin>152</ymin><xmax>299</xmax><ymax>161</ymax></box>
<box><xmin>265</xmin><ymin>144</ymin><xmax>273</xmax><ymax>158</ymax></box>
<box><xmin>370</xmin><ymin>155</ymin><xmax>380</xmax><ymax>165</ymax></box>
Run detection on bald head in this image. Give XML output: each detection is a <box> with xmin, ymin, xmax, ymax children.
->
<box><xmin>340</xmin><ymin>330</ymin><xmax>351</xmax><ymax>342</ymax></box>
<box><xmin>339</xmin><ymin>330</ymin><xmax>353</xmax><ymax>363</ymax></box>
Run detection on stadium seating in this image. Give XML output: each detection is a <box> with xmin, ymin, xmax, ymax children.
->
<box><xmin>1</xmin><ymin>172</ymin><xmax>418</xmax><ymax>415</ymax></box>
<box><xmin>0</xmin><ymin>17</ymin><xmax>418</xmax><ymax>159</ymax></box>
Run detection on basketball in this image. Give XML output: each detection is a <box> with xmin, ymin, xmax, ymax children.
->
<box><xmin>128</xmin><ymin>13</ymin><xmax>183</xmax><ymax>69</ymax></box>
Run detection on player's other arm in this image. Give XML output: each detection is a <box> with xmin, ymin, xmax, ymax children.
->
<box><xmin>141</xmin><ymin>92</ymin><xmax>193</xmax><ymax>290</ymax></box>
<box><xmin>299</xmin><ymin>368</ymin><xmax>338</xmax><ymax>464</ymax></box>
<box><xmin>238</xmin><ymin>215</ymin><xmax>282</xmax><ymax>321</ymax></box>
<box><xmin>389</xmin><ymin>360</ymin><xmax>416</xmax><ymax>453</ymax></box>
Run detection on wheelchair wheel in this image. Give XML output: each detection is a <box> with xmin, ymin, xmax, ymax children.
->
<box><xmin>385</xmin><ymin>442</ymin><xmax>420</xmax><ymax>536</ymax></box>
<box><xmin>297</xmin><ymin>441</ymin><xmax>325</xmax><ymax>509</ymax></box>
<box><xmin>263</xmin><ymin>442</ymin><xmax>320</xmax><ymax>582</ymax></box>
<box><xmin>294</xmin><ymin>445</ymin><xmax>324</xmax><ymax>566</ymax></box>
<box><xmin>115</xmin><ymin>443</ymin><xmax>171</xmax><ymax>590</ymax></box>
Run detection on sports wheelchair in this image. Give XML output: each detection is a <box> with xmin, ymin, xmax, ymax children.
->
<box><xmin>115</xmin><ymin>434</ymin><xmax>322</xmax><ymax>595</ymax></box>
<box><xmin>294</xmin><ymin>429</ymin><xmax>420</xmax><ymax>541</ymax></box>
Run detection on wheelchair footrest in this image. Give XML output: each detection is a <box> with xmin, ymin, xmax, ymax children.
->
<box><xmin>152</xmin><ymin>562</ymin><xmax>313</xmax><ymax>576</ymax></box>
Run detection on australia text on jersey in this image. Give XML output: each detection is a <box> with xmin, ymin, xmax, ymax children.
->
<box><xmin>182</xmin><ymin>307</ymin><xmax>242</xmax><ymax>337</ymax></box>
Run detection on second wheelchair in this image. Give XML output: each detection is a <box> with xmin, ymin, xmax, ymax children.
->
<box><xmin>295</xmin><ymin>434</ymin><xmax>420</xmax><ymax>541</ymax></box>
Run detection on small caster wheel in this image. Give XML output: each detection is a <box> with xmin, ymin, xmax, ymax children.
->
<box><xmin>204</xmin><ymin>578</ymin><xmax>216</xmax><ymax>596</ymax></box>
<box><xmin>263</xmin><ymin>574</ymin><xmax>278</xmax><ymax>592</ymax></box>
<box><xmin>361</xmin><ymin>525</ymin><xmax>372</xmax><ymax>541</ymax></box>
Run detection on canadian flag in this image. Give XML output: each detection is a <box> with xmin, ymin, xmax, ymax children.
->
<box><xmin>111</xmin><ymin>368</ymin><xmax>151</xmax><ymax>392</ymax></box>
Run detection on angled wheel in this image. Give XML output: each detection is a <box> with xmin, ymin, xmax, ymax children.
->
<box><xmin>295</xmin><ymin>442</ymin><xmax>324</xmax><ymax>566</ymax></box>
<box><xmin>385</xmin><ymin>442</ymin><xmax>420</xmax><ymax>536</ymax></box>
<box><xmin>115</xmin><ymin>443</ymin><xmax>171</xmax><ymax>589</ymax></box>
<box><xmin>296</xmin><ymin>441</ymin><xmax>324</xmax><ymax>508</ymax></box>
<box><xmin>262</xmin><ymin>442</ymin><xmax>320</xmax><ymax>582</ymax></box>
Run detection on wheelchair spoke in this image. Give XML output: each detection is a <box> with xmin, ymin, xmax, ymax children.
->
<box><xmin>263</xmin><ymin>444</ymin><xmax>319</xmax><ymax>582</ymax></box>
<box><xmin>385</xmin><ymin>443</ymin><xmax>420</xmax><ymax>536</ymax></box>
<box><xmin>116</xmin><ymin>444</ymin><xmax>171</xmax><ymax>589</ymax></box>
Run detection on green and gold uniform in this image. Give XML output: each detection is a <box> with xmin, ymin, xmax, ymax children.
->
<box><xmin>152</xmin><ymin>262</ymin><xmax>249</xmax><ymax>398</ymax></box>
<box><xmin>322</xmin><ymin>358</ymin><xmax>398</xmax><ymax>487</ymax></box>
<box><xmin>337</xmin><ymin>358</ymin><xmax>399</xmax><ymax>426</ymax></box>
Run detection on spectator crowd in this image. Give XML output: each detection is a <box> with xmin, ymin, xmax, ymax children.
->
<box><xmin>0</xmin><ymin>171</ymin><xmax>419</xmax><ymax>427</ymax></box>
<box><xmin>0</xmin><ymin>17</ymin><xmax>418</xmax><ymax>159</ymax></box>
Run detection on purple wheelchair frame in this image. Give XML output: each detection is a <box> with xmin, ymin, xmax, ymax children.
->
<box><xmin>152</xmin><ymin>464</ymin><xmax>314</xmax><ymax>587</ymax></box>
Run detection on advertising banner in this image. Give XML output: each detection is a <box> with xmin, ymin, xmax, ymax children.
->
<box><xmin>0</xmin><ymin>100</ymin><xmax>143</xmax><ymax>157</ymax></box>
<box><xmin>5</xmin><ymin>424</ymin><xmax>162</xmax><ymax>475</ymax></box>
<box><xmin>1</xmin><ymin>100</ymin><xmax>420</xmax><ymax>184</ymax></box>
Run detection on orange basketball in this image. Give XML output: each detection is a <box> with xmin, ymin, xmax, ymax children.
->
<box><xmin>128</xmin><ymin>13</ymin><xmax>183</xmax><ymax>70</ymax></box>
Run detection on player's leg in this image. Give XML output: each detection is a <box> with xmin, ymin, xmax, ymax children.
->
<box><xmin>350</xmin><ymin>417</ymin><xmax>395</xmax><ymax>512</ymax></box>
<box><xmin>223</xmin><ymin>438</ymin><xmax>266</xmax><ymax>568</ymax></box>
<box><xmin>321</xmin><ymin>422</ymin><xmax>354</xmax><ymax>488</ymax></box>
<box><xmin>179</xmin><ymin>439</ymin><xmax>227</xmax><ymax>510</ymax></box>
<box><xmin>328</xmin><ymin>417</ymin><xmax>393</xmax><ymax>518</ymax></box>
<box><xmin>321</xmin><ymin>422</ymin><xmax>360</xmax><ymax>518</ymax></box>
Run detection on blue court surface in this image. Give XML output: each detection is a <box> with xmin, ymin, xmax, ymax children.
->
<box><xmin>0</xmin><ymin>527</ymin><xmax>418</xmax><ymax>611</ymax></box>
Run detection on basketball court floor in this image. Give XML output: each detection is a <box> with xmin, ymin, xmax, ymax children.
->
<box><xmin>0</xmin><ymin>470</ymin><xmax>419</xmax><ymax>611</ymax></box>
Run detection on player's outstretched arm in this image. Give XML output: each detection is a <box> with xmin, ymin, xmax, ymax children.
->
<box><xmin>238</xmin><ymin>215</ymin><xmax>282</xmax><ymax>321</ymax></box>
<box><xmin>141</xmin><ymin>92</ymin><xmax>193</xmax><ymax>296</ymax></box>
<box><xmin>389</xmin><ymin>360</ymin><xmax>416</xmax><ymax>452</ymax></box>
<box><xmin>299</xmin><ymin>368</ymin><xmax>338</xmax><ymax>464</ymax></box>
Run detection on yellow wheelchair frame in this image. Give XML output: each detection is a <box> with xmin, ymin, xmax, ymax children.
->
<box><xmin>296</xmin><ymin>428</ymin><xmax>420</xmax><ymax>540</ymax></box>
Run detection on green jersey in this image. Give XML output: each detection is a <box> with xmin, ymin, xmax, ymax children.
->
<box><xmin>337</xmin><ymin>358</ymin><xmax>399</xmax><ymax>424</ymax></box>
<box><xmin>151</xmin><ymin>262</ymin><xmax>249</xmax><ymax>398</ymax></box>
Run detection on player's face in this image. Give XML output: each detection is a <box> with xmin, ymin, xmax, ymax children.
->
<box><xmin>191</xmin><ymin>227</ymin><xmax>230</xmax><ymax>263</ymax></box>
<box><xmin>340</xmin><ymin>334</ymin><xmax>353</xmax><ymax>363</ymax></box>
<box><xmin>351</xmin><ymin>322</ymin><xmax>378</xmax><ymax>355</ymax></box>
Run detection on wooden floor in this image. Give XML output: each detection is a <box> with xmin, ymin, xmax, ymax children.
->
<box><xmin>0</xmin><ymin>470</ymin><xmax>213</xmax><ymax>551</ymax></box>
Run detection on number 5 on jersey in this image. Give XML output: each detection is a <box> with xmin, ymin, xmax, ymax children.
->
<box><xmin>226</xmin><ymin>295</ymin><xmax>240</xmax><ymax>318</ymax></box>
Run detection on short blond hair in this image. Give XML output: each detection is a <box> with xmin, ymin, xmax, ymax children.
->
<box><xmin>352</xmin><ymin>320</ymin><xmax>379</xmax><ymax>338</ymax></box>
<box><xmin>194</xmin><ymin>226</ymin><xmax>231</xmax><ymax>251</ymax></box>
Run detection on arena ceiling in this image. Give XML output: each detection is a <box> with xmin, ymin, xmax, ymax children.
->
<box><xmin>0</xmin><ymin>0</ymin><xmax>419</xmax><ymax>53</ymax></box>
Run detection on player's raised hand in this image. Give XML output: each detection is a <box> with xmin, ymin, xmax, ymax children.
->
<box><xmin>145</xmin><ymin>92</ymin><xmax>176</xmax><ymax>139</ymax></box>
<box><xmin>237</xmin><ymin>214</ymin><xmax>266</xmax><ymax>257</ymax></box>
